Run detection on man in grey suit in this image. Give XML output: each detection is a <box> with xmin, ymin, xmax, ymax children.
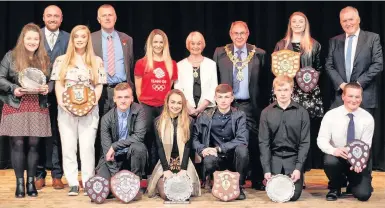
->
<box><xmin>213</xmin><ymin>21</ymin><xmax>266</xmax><ymax>190</ymax></box>
<box><xmin>36</xmin><ymin>5</ymin><xmax>69</xmax><ymax>190</ymax></box>
<box><xmin>325</xmin><ymin>6</ymin><xmax>383</xmax><ymax>115</ymax></box>
<box><xmin>91</xmin><ymin>4</ymin><xmax>134</xmax><ymax>117</ymax></box>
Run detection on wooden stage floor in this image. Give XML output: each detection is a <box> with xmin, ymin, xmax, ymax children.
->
<box><xmin>0</xmin><ymin>169</ymin><xmax>384</xmax><ymax>208</ymax></box>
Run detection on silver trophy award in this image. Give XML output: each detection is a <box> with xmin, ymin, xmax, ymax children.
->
<box><xmin>18</xmin><ymin>67</ymin><xmax>46</xmax><ymax>94</ymax></box>
<box><xmin>266</xmin><ymin>174</ymin><xmax>295</xmax><ymax>203</ymax></box>
<box><xmin>164</xmin><ymin>173</ymin><xmax>193</xmax><ymax>204</ymax></box>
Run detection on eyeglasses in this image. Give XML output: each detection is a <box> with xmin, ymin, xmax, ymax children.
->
<box><xmin>232</xmin><ymin>32</ymin><xmax>248</xmax><ymax>37</ymax></box>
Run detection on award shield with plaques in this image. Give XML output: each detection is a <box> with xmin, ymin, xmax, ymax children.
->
<box><xmin>84</xmin><ymin>175</ymin><xmax>110</xmax><ymax>204</ymax></box>
<box><xmin>211</xmin><ymin>170</ymin><xmax>240</xmax><ymax>202</ymax></box>
<box><xmin>163</xmin><ymin>173</ymin><xmax>193</xmax><ymax>204</ymax></box>
<box><xmin>296</xmin><ymin>66</ymin><xmax>319</xmax><ymax>92</ymax></box>
<box><xmin>346</xmin><ymin>139</ymin><xmax>370</xmax><ymax>169</ymax></box>
<box><xmin>110</xmin><ymin>170</ymin><xmax>140</xmax><ymax>203</ymax></box>
<box><xmin>271</xmin><ymin>49</ymin><xmax>301</xmax><ymax>78</ymax></box>
<box><xmin>266</xmin><ymin>174</ymin><xmax>295</xmax><ymax>203</ymax></box>
<box><xmin>62</xmin><ymin>84</ymin><xmax>96</xmax><ymax>117</ymax></box>
<box><xmin>18</xmin><ymin>67</ymin><xmax>47</xmax><ymax>94</ymax></box>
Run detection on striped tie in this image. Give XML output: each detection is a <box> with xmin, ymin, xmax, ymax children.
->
<box><xmin>107</xmin><ymin>35</ymin><xmax>115</xmax><ymax>76</ymax></box>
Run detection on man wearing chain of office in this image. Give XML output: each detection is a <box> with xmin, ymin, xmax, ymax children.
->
<box><xmin>213</xmin><ymin>21</ymin><xmax>266</xmax><ymax>190</ymax></box>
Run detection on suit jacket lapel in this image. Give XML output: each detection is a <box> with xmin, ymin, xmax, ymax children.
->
<box><xmin>224</xmin><ymin>44</ymin><xmax>234</xmax><ymax>86</ymax></box>
<box><xmin>353</xmin><ymin>30</ymin><xmax>365</xmax><ymax>66</ymax></box>
<box><xmin>126</xmin><ymin>110</ymin><xmax>133</xmax><ymax>138</ymax></box>
<box><xmin>112</xmin><ymin>109</ymin><xmax>118</xmax><ymax>141</ymax></box>
<box><xmin>337</xmin><ymin>36</ymin><xmax>347</xmax><ymax>81</ymax></box>
<box><xmin>117</xmin><ymin>31</ymin><xmax>128</xmax><ymax>73</ymax></box>
<box><xmin>42</xmin><ymin>28</ymin><xmax>51</xmax><ymax>52</ymax></box>
<box><xmin>246</xmin><ymin>44</ymin><xmax>253</xmax><ymax>83</ymax></box>
<box><xmin>95</xmin><ymin>30</ymin><xmax>103</xmax><ymax>58</ymax></box>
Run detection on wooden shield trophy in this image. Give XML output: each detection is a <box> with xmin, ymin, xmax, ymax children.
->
<box><xmin>271</xmin><ymin>49</ymin><xmax>301</xmax><ymax>78</ymax></box>
<box><xmin>84</xmin><ymin>175</ymin><xmax>110</xmax><ymax>204</ymax></box>
<box><xmin>212</xmin><ymin>170</ymin><xmax>240</xmax><ymax>202</ymax></box>
<box><xmin>62</xmin><ymin>84</ymin><xmax>96</xmax><ymax>116</ymax></box>
<box><xmin>18</xmin><ymin>67</ymin><xmax>47</xmax><ymax>94</ymax></box>
<box><xmin>110</xmin><ymin>170</ymin><xmax>140</xmax><ymax>203</ymax></box>
<box><xmin>296</xmin><ymin>66</ymin><xmax>319</xmax><ymax>92</ymax></box>
<box><xmin>346</xmin><ymin>139</ymin><xmax>370</xmax><ymax>169</ymax></box>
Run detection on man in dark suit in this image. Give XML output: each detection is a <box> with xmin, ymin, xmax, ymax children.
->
<box><xmin>91</xmin><ymin>4</ymin><xmax>134</xmax><ymax>117</ymax></box>
<box><xmin>95</xmin><ymin>82</ymin><xmax>147</xmax><ymax>185</ymax></box>
<box><xmin>35</xmin><ymin>5</ymin><xmax>69</xmax><ymax>190</ymax></box>
<box><xmin>325</xmin><ymin>6</ymin><xmax>383</xmax><ymax>114</ymax></box>
<box><xmin>213</xmin><ymin>21</ymin><xmax>266</xmax><ymax>190</ymax></box>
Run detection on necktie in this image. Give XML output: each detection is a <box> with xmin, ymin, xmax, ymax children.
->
<box><xmin>49</xmin><ymin>32</ymin><xmax>56</xmax><ymax>50</ymax></box>
<box><xmin>119</xmin><ymin>112</ymin><xmax>127</xmax><ymax>138</ymax></box>
<box><xmin>347</xmin><ymin>113</ymin><xmax>355</xmax><ymax>143</ymax></box>
<box><xmin>107</xmin><ymin>35</ymin><xmax>115</xmax><ymax>76</ymax></box>
<box><xmin>233</xmin><ymin>50</ymin><xmax>243</xmax><ymax>94</ymax></box>
<box><xmin>345</xmin><ymin>35</ymin><xmax>355</xmax><ymax>82</ymax></box>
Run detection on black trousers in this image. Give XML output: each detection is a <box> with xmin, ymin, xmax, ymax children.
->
<box><xmin>141</xmin><ymin>103</ymin><xmax>163</xmax><ymax>175</ymax></box>
<box><xmin>324</xmin><ymin>154</ymin><xmax>372</xmax><ymax>201</ymax></box>
<box><xmin>203</xmin><ymin>145</ymin><xmax>249</xmax><ymax>185</ymax></box>
<box><xmin>232</xmin><ymin>100</ymin><xmax>264</xmax><ymax>184</ymax></box>
<box><xmin>36</xmin><ymin>94</ymin><xmax>63</xmax><ymax>179</ymax></box>
<box><xmin>304</xmin><ymin>117</ymin><xmax>324</xmax><ymax>170</ymax></box>
<box><xmin>95</xmin><ymin>142</ymin><xmax>148</xmax><ymax>180</ymax></box>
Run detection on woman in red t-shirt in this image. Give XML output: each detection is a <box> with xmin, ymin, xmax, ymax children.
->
<box><xmin>134</xmin><ymin>29</ymin><xmax>178</xmax><ymax>173</ymax></box>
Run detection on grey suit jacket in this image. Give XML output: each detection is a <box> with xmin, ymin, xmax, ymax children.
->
<box><xmin>325</xmin><ymin>30</ymin><xmax>383</xmax><ymax>109</ymax></box>
<box><xmin>91</xmin><ymin>30</ymin><xmax>134</xmax><ymax>86</ymax></box>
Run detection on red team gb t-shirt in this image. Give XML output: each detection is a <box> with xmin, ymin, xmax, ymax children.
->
<box><xmin>134</xmin><ymin>58</ymin><xmax>178</xmax><ymax>107</ymax></box>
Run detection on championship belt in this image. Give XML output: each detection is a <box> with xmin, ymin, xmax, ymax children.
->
<box><xmin>211</xmin><ymin>170</ymin><xmax>240</xmax><ymax>202</ymax></box>
<box><xmin>266</xmin><ymin>174</ymin><xmax>295</xmax><ymax>203</ymax></box>
<box><xmin>346</xmin><ymin>139</ymin><xmax>370</xmax><ymax>169</ymax></box>
<box><xmin>62</xmin><ymin>84</ymin><xmax>96</xmax><ymax>116</ymax></box>
<box><xmin>296</xmin><ymin>66</ymin><xmax>319</xmax><ymax>92</ymax></box>
<box><xmin>164</xmin><ymin>173</ymin><xmax>193</xmax><ymax>204</ymax></box>
<box><xmin>84</xmin><ymin>176</ymin><xmax>110</xmax><ymax>204</ymax></box>
<box><xmin>18</xmin><ymin>67</ymin><xmax>47</xmax><ymax>94</ymax></box>
<box><xmin>271</xmin><ymin>49</ymin><xmax>301</xmax><ymax>78</ymax></box>
<box><xmin>110</xmin><ymin>170</ymin><xmax>140</xmax><ymax>203</ymax></box>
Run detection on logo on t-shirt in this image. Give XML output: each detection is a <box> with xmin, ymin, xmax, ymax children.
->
<box><xmin>153</xmin><ymin>67</ymin><xmax>165</xmax><ymax>79</ymax></box>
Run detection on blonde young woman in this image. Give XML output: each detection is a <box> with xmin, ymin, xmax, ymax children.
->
<box><xmin>50</xmin><ymin>25</ymin><xmax>106</xmax><ymax>196</ymax></box>
<box><xmin>147</xmin><ymin>89</ymin><xmax>201</xmax><ymax>200</ymax></box>
<box><xmin>0</xmin><ymin>23</ymin><xmax>50</xmax><ymax>198</ymax></box>
<box><xmin>272</xmin><ymin>12</ymin><xmax>324</xmax><ymax>186</ymax></box>
<box><xmin>174</xmin><ymin>31</ymin><xmax>217</xmax><ymax>117</ymax></box>
<box><xmin>134</xmin><ymin>29</ymin><xmax>178</xmax><ymax>172</ymax></box>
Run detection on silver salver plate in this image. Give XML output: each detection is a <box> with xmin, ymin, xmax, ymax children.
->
<box><xmin>164</xmin><ymin>173</ymin><xmax>192</xmax><ymax>204</ymax></box>
<box><xmin>18</xmin><ymin>67</ymin><xmax>46</xmax><ymax>94</ymax></box>
<box><xmin>266</xmin><ymin>174</ymin><xmax>295</xmax><ymax>203</ymax></box>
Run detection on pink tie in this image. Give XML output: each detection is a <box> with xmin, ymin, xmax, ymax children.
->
<box><xmin>107</xmin><ymin>35</ymin><xmax>115</xmax><ymax>76</ymax></box>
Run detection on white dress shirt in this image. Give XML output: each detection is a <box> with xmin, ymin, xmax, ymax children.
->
<box><xmin>45</xmin><ymin>27</ymin><xmax>59</xmax><ymax>50</ymax></box>
<box><xmin>317</xmin><ymin>105</ymin><xmax>374</xmax><ymax>155</ymax></box>
<box><xmin>344</xmin><ymin>28</ymin><xmax>360</xmax><ymax>71</ymax></box>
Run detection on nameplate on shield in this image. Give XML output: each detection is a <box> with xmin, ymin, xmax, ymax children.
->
<box><xmin>63</xmin><ymin>84</ymin><xmax>95</xmax><ymax>117</ymax></box>
<box><xmin>296</xmin><ymin>66</ymin><xmax>319</xmax><ymax>92</ymax></box>
<box><xmin>271</xmin><ymin>49</ymin><xmax>300</xmax><ymax>78</ymax></box>
<box><xmin>18</xmin><ymin>67</ymin><xmax>47</xmax><ymax>94</ymax></box>
<box><xmin>212</xmin><ymin>170</ymin><xmax>240</xmax><ymax>202</ymax></box>
<box><xmin>346</xmin><ymin>139</ymin><xmax>370</xmax><ymax>169</ymax></box>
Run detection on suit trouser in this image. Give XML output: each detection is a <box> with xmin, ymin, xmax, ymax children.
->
<box><xmin>96</xmin><ymin>142</ymin><xmax>148</xmax><ymax>180</ymax></box>
<box><xmin>203</xmin><ymin>145</ymin><xmax>249</xmax><ymax>185</ymax></box>
<box><xmin>58</xmin><ymin>106</ymin><xmax>99</xmax><ymax>187</ymax></box>
<box><xmin>324</xmin><ymin>154</ymin><xmax>372</xmax><ymax>201</ymax></box>
<box><xmin>232</xmin><ymin>101</ymin><xmax>264</xmax><ymax>184</ymax></box>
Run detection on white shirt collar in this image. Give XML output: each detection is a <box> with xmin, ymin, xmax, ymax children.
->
<box><xmin>44</xmin><ymin>27</ymin><xmax>59</xmax><ymax>37</ymax></box>
<box><xmin>345</xmin><ymin>28</ymin><xmax>360</xmax><ymax>39</ymax></box>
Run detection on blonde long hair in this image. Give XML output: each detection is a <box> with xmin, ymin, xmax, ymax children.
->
<box><xmin>156</xmin><ymin>89</ymin><xmax>191</xmax><ymax>144</ymax></box>
<box><xmin>12</xmin><ymin>23</ymin><xmax>50</xmax><ymax>75</ymax></box>
<box><xmin>283</xmin><ymin>12</ymin><xmax>313</xmax><ymax>55</ymax></box>
<box><xmin>59</xmin><ymin>25</ymin><xmax>99</xmax><ymax>86</ymax></box>
<box><xmin>143</xmin><ymin>29</ymin><xmax>173</xmax><ymax>78</ymax></box>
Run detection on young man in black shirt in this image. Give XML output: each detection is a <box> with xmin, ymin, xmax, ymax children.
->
<box><xmin>258</xmin><ymin>75</ymin><xmax>310</xmax><ymax>201</ymax></box>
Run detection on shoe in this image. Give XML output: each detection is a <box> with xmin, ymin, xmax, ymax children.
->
<box><xmin>26</xmin><ymin>177</ymin><xmax>38</xmax><ymax>197</ymax></box>
<box><xmin>35</xmin><ymin>177</ymin><xmax>45</xmax><ymax>190</ymax></box>
<box><xmin>236</xmin><ymin>187</ymin><xmax>246</xmax><ymax>200</ymax></box>
<box><xmin>15</xmin><ymin>178</ymin><xmax>25</xmax><ymax>198</ymax></box>
<box><xmin>68</xmin><ymin>186</ymin><xmax>79</xmax><ymax>196</ymax></box>
<box><xmin>52</xmin><ymin>178</ymin><xmax>64</xmax><ymax>189</ymax></box>
<box><xmin>252</xmin><ymin>181</ymin><xmax>266</xmax><ymax>191</ymax></box>
<box><xmin>106</xmin><ymin>192</ymin><xmax>115</xmax><ymax>199</ymax></box>
<box><xmin>326</xmin><ymin>189</ymin><xmax>341</xmax><ymax>201</ymax></box>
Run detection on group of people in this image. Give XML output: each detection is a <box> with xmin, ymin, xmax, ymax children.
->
<box><xmin>0</xmin><ymin>3</ymin><xmax>381</xmax><ymax>203</ymax></box>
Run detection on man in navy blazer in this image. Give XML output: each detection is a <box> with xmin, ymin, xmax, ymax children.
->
<box><xmin>35</xmin><ymin>5</ymin><xmax>69</xmax><ymax>190</ymax></box>
<box><xmin>325</xmin><ymin>6</ymin><xmax>383</xmax><ymax>114</ymax></box>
